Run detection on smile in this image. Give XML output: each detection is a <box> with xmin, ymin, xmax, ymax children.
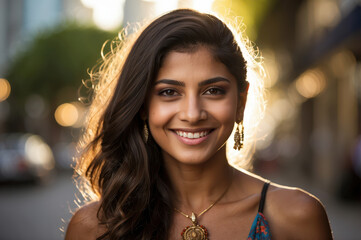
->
<box><xmin>175</xmin><ymin>130</ymin><xmax>211</xmax><ymax>139</ymax></box>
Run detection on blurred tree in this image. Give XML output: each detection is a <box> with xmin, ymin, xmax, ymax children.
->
<box><xmin>213</xmin><ymin>0</ymin><xmax>276</xmax><ymax>41</ymax></box>
<box><xmin>4</xmin><ymin>22</ymin><xmax>115</xmax><ymax>143</ymax></box>
<box><xmin>6</xmin><ymin>22</ymin><xmax>115</xmax><ymax>108</ymax></box>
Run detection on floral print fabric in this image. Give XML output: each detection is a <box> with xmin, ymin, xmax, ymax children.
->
<box><xmin>247</xmin><ymin>212</ymin><xmax>271</xmax><ymax>240</ymax></box>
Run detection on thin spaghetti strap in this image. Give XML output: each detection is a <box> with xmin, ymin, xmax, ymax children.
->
<box><xmin>258</xmin><ymin>181</ymin><xmax>271</xmax><ymax>213</ymax></box>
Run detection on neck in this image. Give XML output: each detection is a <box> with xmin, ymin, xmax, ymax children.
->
<box><xmin>164</xmin><ymin>147</ymin><xmax>234</xmax><ymax>213</ymax></box>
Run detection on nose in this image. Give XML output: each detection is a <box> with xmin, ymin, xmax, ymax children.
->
<box><xmin>179</xmin><ymin>94</ymin><xmax>207</xmax><ymax>123</ymax></box>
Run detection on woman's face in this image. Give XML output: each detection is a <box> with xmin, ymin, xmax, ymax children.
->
<box><xmin>147</xmin><ymin>46</ymin><xmax>245</xmax><ymax>165</ymax></box>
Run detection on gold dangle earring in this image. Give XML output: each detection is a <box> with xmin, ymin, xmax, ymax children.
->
<box><xmin>233</xmin><ymin>121</ymin><xmax>244</xmax><ymax>150</ymax></box>
<box><xmin>143</xmin><ymin>122</ymin><xmax>149</xmax><ymax>142</ymax></box>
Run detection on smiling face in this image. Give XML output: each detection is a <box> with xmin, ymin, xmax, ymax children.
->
<box><xmin>147</xmin><ymin>46</ymin><xmax>245</xmax><ymax>166</ymax></box>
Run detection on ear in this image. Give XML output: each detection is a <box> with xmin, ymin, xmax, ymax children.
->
<box><xmin>236</xmin><ymin>82</ymin><xmax>249</xmax><ymax>123</ymax></box>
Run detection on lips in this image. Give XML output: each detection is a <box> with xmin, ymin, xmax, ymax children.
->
<box><xmin>170</xmin><ymin>129</ymin><xmax>215</xmax><ymax>146</ymax></box>
<box><xmin>175</xmin><ymin>130</ymin><xmax>211</xmax><ymax>139</ymax></box>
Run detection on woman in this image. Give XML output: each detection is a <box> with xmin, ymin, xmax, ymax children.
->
<box><xmin>66</xmin><ymin>9</ymin><xmax>333</xmax><ymax>240</ymax></box>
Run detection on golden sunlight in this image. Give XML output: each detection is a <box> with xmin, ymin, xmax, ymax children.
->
<box><xmin>151</xmin><ymin>0</ymin><xmax>216</xmax><ymax>16</ymax></box>
<box><xmin>295</xmin><ymin>69</ymin><xmax>326</xmax><ymax>99</ymax></box>
<box><xmin>0</xmin><ymin>78</ymin><xmax>11</xmax><ymax>102</ymax></box>
<box><xmin>81</xmin><ymin>0</ymin><xmax>125</xmax><ymax>30</ymax></box>
<box><xmin>186</xmin><ymin>0</ymin><xmax>215</xmax><ymax>13</ymax></box>
<box><xmin>55</xmin><ymin>103</ymin><xmax>79</xmax><ymax>127</ymax></box>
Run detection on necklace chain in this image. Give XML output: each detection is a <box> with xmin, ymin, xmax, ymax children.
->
<box><xmin>175</xmin><ymin>172</ymin><xmax>234</xmax><ymax>240</ymax></box>
<box><xmin>174</xmin><ymin>178</ymin><xmax>232</xmax><ymax>221</ymax></box>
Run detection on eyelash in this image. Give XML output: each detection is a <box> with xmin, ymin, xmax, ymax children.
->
<box><xmin>204</xmin><ymin>87</ymin><xmax>226</xmax><ymax>95</ymax></box>
<box><xmin>157</xmin><ymin>87</ymin><xmax>226</xmax><ymax>97</ymax></box>
<box><xmin>158</xmin><ymin>88</ymin><xmax>179</xmax><ymax>97</ymax></box>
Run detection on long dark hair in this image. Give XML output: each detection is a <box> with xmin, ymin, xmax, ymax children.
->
<box><xmin>75</xmin><ymin>9</ymin><xmax>251</xmax><ymax>240</ymax></box>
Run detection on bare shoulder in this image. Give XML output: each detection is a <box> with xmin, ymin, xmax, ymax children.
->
<box><xmin>65</xmin><ymin>201</ymin><xmax>106</xmax><ymax>240</ymax></box>
<box><xmin>266</xmin><ymin>183</ymin><xmax>333</xmax><ymax>239</ymax></box>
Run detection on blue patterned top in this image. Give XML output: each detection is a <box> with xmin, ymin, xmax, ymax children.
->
<box><xmin>247</xmin><ymin>182</ymin><xmax>271</xmax><ymax>239</ymax></box>
<box><xmin>247</xmin><ymin>212</ymin><xmax>271</xmax><ymax>239</ymax></box>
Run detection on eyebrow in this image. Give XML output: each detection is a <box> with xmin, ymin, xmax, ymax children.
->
<box><xmin>154</xmin><ymin>77</ymin><xmax>231</xmax><ymax>87</ymax></box>
<box><xmin>154</xmin><ymin>79</ymin><xmax>185</xmax><ymax>87</ymax></box>
<box><xmin>198</xmin><ymin>77</ymin><xmax>231</xmax><ymax>87</ymax></box>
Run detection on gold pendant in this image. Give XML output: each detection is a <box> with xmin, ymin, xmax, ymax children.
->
<box><xmin>181</xmin><ymin>213</ymin><xmax>208</xmax><ymax>240</ymax></box>
<box><xmin>181</xmin><ymin>223</ymin><xmax>208</xmax><ymax>240</ymax></box>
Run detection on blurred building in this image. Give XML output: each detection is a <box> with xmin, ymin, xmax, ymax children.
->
<box><xmin>256</xmin><ymin>0</ymin><xmax>361</xmax><ymax>200</ymax></box>
<box><xmin>122</xmin><ymin>0</ymin><xmax>214</xmax><ymax>32</ymax></box>
<box><xmin>0</xmin><ymin>0</ymin><xmax>91</xmax><ymax>76</ymax></box>
<box><xmin>0</xmin><ymin>0</ymin><xmax>92</xmax><ymax>135</ymax></box>
<box><xmin>1</xmin><ymin>0</ymin><xmax>360</xmax><ymax>200</ymax></box>
<box><xmin>0</xmin><ymin>0</ymin><xmax>22</xmax><ymax>76</ymax></box>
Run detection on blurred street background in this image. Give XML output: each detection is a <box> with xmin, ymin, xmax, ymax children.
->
<box><xmin>0</xmin><ymin>0</ymin><xmax>360</xmax><ymax>239</ymax></box>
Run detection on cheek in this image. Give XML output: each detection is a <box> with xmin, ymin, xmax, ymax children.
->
<box><xmin>206</xmin><ymin>98</ymin><xmax>238</xmax><ymax>124</ymax></box>
<box><xmin>148</xmin><ymin>100</ymin><xmax>174</xmax><ymax>130</ymax></box>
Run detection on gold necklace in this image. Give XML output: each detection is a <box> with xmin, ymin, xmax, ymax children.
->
<box><xmin>174</xmin><ymin>183</ymin><xmax>231</xmax><ymax>240</ymax></box>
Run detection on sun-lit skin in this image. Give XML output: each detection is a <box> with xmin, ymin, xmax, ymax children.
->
<box><xmin>145</xmin><ymin>46</ymin><xmax>248</xmax><ymax>212</ymax></box>
<box><xmin>147</xmin><ymin>46</ymin><xmax>244</xmax><ymax>167</ymax></box>
<box><xmin>66</xmin><ymin>47</ymin><xmax>333</xmax><ymax>240</ymax></box>
<box><xmin>64</xmin><ymin>8</ymin><xmax>334</xmax><ymax>239</ymax></box>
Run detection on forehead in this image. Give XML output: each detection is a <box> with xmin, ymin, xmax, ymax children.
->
<box><xmin>157</xmin><ymin>46</ymin><xmax>235</xmax><ymax>83</ymax></box>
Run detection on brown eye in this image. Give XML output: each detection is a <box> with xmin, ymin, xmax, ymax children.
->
<box><xmin>159</xmin><ymin>89</ymin><xmax>179</xmax><ymax>96</ymax></box>
<box><xmin>204</xmin><ymin>87</ymin><xmax>225</xmax><ymax>95</ymax></box>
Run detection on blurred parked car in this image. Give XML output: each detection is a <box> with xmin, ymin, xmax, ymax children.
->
<box><xmin>0</xmin><ymin>133</ymin><xmax>55</xmax><ymax>183</ymax></box>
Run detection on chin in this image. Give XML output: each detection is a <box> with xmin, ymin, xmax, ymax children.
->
<box><xmin>177</xmin><ymin>157</ymin><xmax>210</xmax><ymax>166</ymax></box>
<box><xmin>162</xmin><ymin>146</ymin><xmax>225</xmax><ymax>166</ymax></box>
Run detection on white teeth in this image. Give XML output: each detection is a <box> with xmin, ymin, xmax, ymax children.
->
<box><xmin>175</xmin><ymin>130</ymin><xmax>210</xmax><ymax>139</ymax></box>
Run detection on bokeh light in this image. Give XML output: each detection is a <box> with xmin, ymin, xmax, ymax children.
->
<box><xmin>81</xmin><ymin>0</ymin><xmax>216</xmax><ymax>30</ymax></box>
<box><xmin>54</xmin><ymin>103</ymin><xmax>79</xmax><ymax>127</ymax></box>
<box><xmin>295</xmin><ymin>69</ymin><xmax>326</xmax><ymax>99</ymax></box>
<box><xmin>0</xmin><ymin>78</ymin><xmax>11</xmax><ymax>102</ymax></box>
<box><xmin>151</xmin><ymin>0</ymin><xmax>178</xmax><ymax>16</ymax></box>
<box><xmin>151</xmin><ymin>0</ymin><xmax>215</xmax><ymax>15</ymax></box>
<box><xmin>24</xmin><ymin>135</ymin><xmax>55</xmax><ymax>170</ymax></box>
<box><xmin>263</xmin><ymin>50</ymin><xmax>280</xmax><ymax>88</ymax></box>
<box><xmin>191</xmin><ymin>0</ymin><xmax>215</xmax><ymax>13</ymax></box>
<box><xmin>81</xmin><ymin>0</ymin><xmax>125</xmax><ymax>30</ymax></box>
